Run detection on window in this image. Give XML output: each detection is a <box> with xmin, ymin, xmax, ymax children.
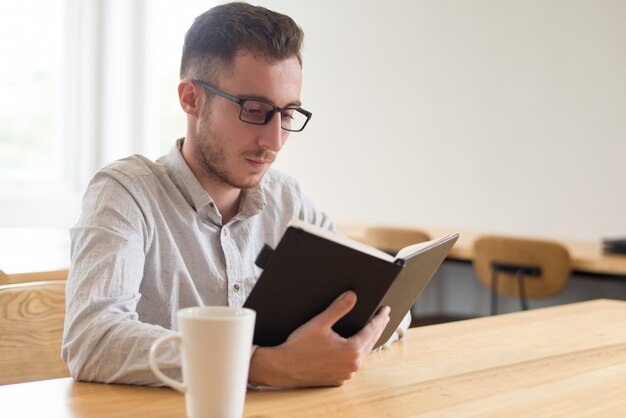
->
<box><xmin>0</xmin><ymin>0</ymin><xmax>216</xmax><ymax>229</ymax></box>
<box><xmin>152</xmin><ymin>1</ymin><xmax>216</xmax><ymax>153</ymax></box>
<box><xmin>0</xmin><ymin>0</ymin><xmax>65</xmax><ymax>178</ymax></box>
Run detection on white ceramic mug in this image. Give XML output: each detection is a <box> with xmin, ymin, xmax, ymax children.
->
<box><xmin>149</xmin><ymin>306</ymin><xmax>256</xmax><ymax>418</ymax></box>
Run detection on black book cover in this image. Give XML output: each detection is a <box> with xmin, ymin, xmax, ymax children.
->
<box><xmin>244</xmin><ymin>221</ymin><xmax>458</xmax><ymax>348</ymax></box>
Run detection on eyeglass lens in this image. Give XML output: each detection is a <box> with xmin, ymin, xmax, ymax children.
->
<box><xmin>240</xmin><ymin>100</ymin><xmax>308</xmax><ymax>131</ymax></box>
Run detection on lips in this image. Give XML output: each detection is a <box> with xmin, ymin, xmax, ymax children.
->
<box><xmin>245</xmin><ymin>158</ymin><xmax>272</xmax><ymax>171</ymax></box>
<box><xmin>247</xmin><ymin>158</ymin><xmax>273</xmax><ymax>164</ymax></box>
<box><xmin>243</xmin><ymin>150</ymin><xmax>276</xmax><ymax>166</ymax></box>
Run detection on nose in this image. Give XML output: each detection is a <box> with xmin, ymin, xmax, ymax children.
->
<box><xmin>258</xmin><ymin>111</ymin><xmax>287</xmax><ymax>152</ymax></box>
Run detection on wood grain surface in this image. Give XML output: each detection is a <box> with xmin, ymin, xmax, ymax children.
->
<box><xmin>0</xmin><ymin>280</ymin><xmax>69</xmax><ymax>385</ymax></box>
<box><xmin>0</xmin><ymin>299</ymin><xmax>624</xmax><ymax>417</ymax></box>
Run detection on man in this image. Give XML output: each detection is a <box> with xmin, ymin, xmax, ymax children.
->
<box><xmin>62</xmin><ymin>2</ymin><xmax>408</xmax><ymax>387</ymax></box>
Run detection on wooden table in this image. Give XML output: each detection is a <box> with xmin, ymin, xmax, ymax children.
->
<box><xmin>339</xmin><ymin>224</ymin><xmax>626</xmax><ymax>277</ymax></box>
<box><xmin>1</xmin><ymin>299</ymin><xmax>624</xmax><ymax>417</ymax></box>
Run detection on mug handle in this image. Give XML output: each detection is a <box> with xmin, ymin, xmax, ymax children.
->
<box><xmin>149</xmin><ymin>334</ymin><xmax>186</xmax><ymax>393</ymax></box>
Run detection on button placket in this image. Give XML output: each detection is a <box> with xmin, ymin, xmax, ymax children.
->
<box><xmin>221</xmin><ymin>226</ymin><xmax>244</xmax><ymax>306</ymax></box>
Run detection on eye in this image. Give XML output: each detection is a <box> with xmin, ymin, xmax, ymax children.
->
<box><xmin>242</xmin><ymin>101</ymin><xmax>267</xmax><ymax>115</ymax></box>
<box><xmin>240</xmin><ymin>100</ymin><xmax>273</xmax><ymax>123</ymax></box>
<box><xmin>282</xmin><ymin>108</ymin><xmax>297</xmax><ymax>120</ymax></box>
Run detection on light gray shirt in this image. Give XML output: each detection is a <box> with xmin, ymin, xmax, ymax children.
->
<box><xmin>62</xmin><ymin>139</ymin><xmax>407</xmax><ymax>385</ymax></box>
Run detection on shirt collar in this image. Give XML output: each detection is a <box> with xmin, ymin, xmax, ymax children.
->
<box><xmin>234</xmin><ymin>184</ymin><xmax>267</xmax><ymax>221</ymax></box>
<box><xmin>161</xmin><ymin>138</ymin><xmax>266</xmax><ymax>223</ymax></box>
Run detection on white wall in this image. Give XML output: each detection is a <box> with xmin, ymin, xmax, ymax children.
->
<box><xmin>257</xmin><ymin>0</ymin><xmax>626</xmax><ymax>242</ymax></box>
<box><xmin>4</xmin><ymin>0</ymin><xmax>624</xmax><ymax>242</ymax></box>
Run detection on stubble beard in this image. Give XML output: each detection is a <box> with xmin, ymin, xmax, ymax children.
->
<box><xmin>196</xmin><ymin>116</ymin><xmax>276</xmax><ymax>190</ymax></box>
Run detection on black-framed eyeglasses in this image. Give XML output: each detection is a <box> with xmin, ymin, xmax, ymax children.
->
<box><xmin>191</xmin><ymin>79</ymin><xmax>312</xmax><ymax>132</ymax></box>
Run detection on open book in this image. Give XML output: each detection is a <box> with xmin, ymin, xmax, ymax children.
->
<box><xmin>244</xmin><ymin>219</ymin><xmax>459</xmax><ymax>349</ymax></box>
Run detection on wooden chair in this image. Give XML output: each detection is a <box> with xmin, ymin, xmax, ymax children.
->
<box><xmin>345</xmin><ymin>226</ymin><xmax>433</xmax><ymax>327</ymax></box>
<box><xmin>353</xmin><ymin>226</ymin><xmax>430</xmax><ymax>254</ymax></box>
<box><xmin>472</xmin><ymin>236</ymin><xmax>571</xmax><ymax>315</ymax></box>
<box><xmin>0</xmin><ymin>268</ymin><xmax>68</xmax><ymax>286</ymax></box>
<box><xmin>0</xmin><ymin>280</ymin><xmax>69</xmax><ymax>385</ymax></box>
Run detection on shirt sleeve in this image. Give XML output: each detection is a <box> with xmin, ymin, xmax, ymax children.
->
<box><xmin>376</xmin><ymin>311</ymin><xmax>412</xmax><ymax>351</ymax></box>
<box><xmin>62</xmin><ymin>171</ymin><xmax>181</xmax><ymax>385</ymax></box>
<box><xmin>296</xmin><ymin>188</ymin><xmax>336</xmax><ymax>232</ymax></box>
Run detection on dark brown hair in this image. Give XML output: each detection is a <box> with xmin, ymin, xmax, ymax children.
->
<box><xmin>180</xmin><ymin>2</ymin><xmax>304</xmax><ymax>83</ymax></box>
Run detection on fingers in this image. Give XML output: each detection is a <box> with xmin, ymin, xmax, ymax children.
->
<box><xmin>312</xmin><ymin>290</ymin><xmax>357</xmax><ymax>331</ymax></box>
<box><xmin>267</xmin><ymin>300</ymin><xmax>392</xmax><ymax>388</ymax></box>
<box><xmin>349</xmin><ymin>305</ymin><xmax>391</xmax><ymax>349</ymax></box>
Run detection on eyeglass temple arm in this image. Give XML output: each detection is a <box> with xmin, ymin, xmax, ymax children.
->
<box><xmin>190</xmin><ymin>79</ymin><xmax>241</xmax><ymax>104</ymax></box>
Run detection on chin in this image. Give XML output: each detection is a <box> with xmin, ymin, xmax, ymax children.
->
<box><xmin>236</xmin><ymin>174</ymin><xmax>265</xmax><ymax>190</ymax></box>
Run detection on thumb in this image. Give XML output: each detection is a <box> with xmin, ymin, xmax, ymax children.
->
<box><xmin>312</xmin><ymin>290</ymin><xmax>357</xmax><ymax>331</ymax></box>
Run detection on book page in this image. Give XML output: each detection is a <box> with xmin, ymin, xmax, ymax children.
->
<box><xmin>288</xmin><ymin>219</ymin><xmax>395</xmax><ymax>262</ymax></box>
<box><xmin>395</xmin><ymin>234</ymin><xmax>458</xmax><ymax>261</ymax></box>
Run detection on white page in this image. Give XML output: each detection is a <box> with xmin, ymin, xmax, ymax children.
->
<box><xmin>395</xmin><ymin>234</ymin><xmax>457</xmax><ymax>260</ymax></box>
<box><xmin>288</xmin><ymin>219</ymin><xmax>395</xmax><ymax>262</ymax></box>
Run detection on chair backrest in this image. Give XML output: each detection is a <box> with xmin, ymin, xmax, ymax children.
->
<box><xmin>473</xmin><ymin>236</ymin><xmax>571</xmax><ymax>298</ymax></box>
<box><xmin>0</xmin><ymin>280</ymin><xmax>69</xmax><ymax>385</ymax></box>
<box><xmin>357</xmin><ymin>226</ymin><xmax>430</xmax><ymax>253</ymax></box>
<box><xmin>0</xmin><ymin>269</ymin><xmax>68</xmax><ymax>286</ymax></box>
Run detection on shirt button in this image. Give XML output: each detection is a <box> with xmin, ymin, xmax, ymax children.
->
<box><xmin>233</xmin><ymin>284</ymin><xmax>240</xmax><ymax>292</ymax></box>
<box><xmin>222</xmin><ymin>228</ymin><xmax>229</xmax><ymax>237</ymax></box>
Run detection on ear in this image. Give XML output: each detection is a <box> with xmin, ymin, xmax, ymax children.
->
<box><xmin>178</xmin><ymin>79</ymin><xmax>203</xmax><ymax>118</ymax></box>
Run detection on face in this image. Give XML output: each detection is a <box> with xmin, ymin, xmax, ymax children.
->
<box><xmin>194</xmin><ymin>51</ymin><xmax>303</xmax><ymax>190</ymax></box>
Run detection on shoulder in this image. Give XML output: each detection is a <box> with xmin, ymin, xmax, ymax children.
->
<box><xmin>90</xmin><ymin>154</ymin><xmax>170</xmax><ymax>194</ymax></box>
<box><xmin>260</xmin><ymin>168</ymin><xmax>303</xmax><ymax>199</ymax></box>
<box><xmin>101</xmin><ymin>155</ymin><xmax>164</xmax><ymax>183</ymax></box>
<box><xmin>259</xmin><ymin>169</ymin><xmax>334</xmax><ymax>229</ymax></box>
<box><xmin>84</xmin><ymin>154</ymin><xmax>168</xmax><ymax>207</ymax></box>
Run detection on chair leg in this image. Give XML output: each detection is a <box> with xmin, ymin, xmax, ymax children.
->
<box><xmin>490</xmin><ymin>268</ymin><xmax>498</xmax><ymax>315</ymax></box>
<box><xmin>516</xmin><ymin>271</ymin><xmax>529</xmax><ymax>310</ymax></box>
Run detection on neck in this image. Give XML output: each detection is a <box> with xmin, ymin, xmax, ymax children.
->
<box><xmin>180</xmin><ymin>138</ymin><xmax>241</xmax><ymax>225</ymax></box>
<box><xmin>203</xmin><ymin>179</ymin><xmax>241</xmax><ymax>225</ymax></box>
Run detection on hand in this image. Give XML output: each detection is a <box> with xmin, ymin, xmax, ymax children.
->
<box><xmin>248</xmin><ymin>290</ymin><xmax>390</xmax><ymax>388</ymax></box>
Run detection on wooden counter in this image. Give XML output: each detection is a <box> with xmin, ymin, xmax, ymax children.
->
<box><xmin>339</xmin><ymin>223</ymin><xmax>626</xmax><ymax>277</ymax></box>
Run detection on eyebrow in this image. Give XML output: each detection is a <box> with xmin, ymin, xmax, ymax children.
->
<box><xmin>239</xmin><ymin>93</ymin><xmax>302</xmax><ymax>108</ymax></box>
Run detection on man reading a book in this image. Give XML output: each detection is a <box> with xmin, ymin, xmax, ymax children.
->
<box><xmin>62</xmin><ymin>2</ymin><xmax>409</xmax><ymax>388</ymax></box>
